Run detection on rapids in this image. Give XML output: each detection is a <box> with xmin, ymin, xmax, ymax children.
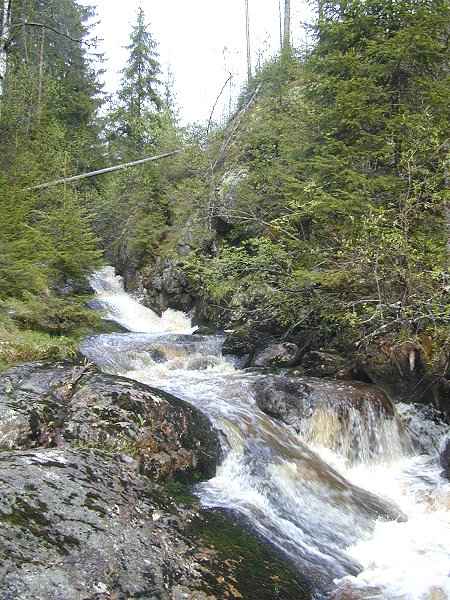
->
<box><xmin>82</xmin><ymin>267</ymin><xmax>450</xmax><ymax>599</ymax></box>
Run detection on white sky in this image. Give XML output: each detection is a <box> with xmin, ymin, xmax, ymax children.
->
<box><xmin>84</xmin><ymin>0</ymin><xmax>312</xmax><ymax>124</ymax></box>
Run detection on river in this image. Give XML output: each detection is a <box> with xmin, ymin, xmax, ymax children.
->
<box><xmin>81</xmin><ymin>266</ymin><xmax>450</xmax><ymax>600</ymax></box>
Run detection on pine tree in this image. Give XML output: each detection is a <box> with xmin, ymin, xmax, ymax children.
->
<box><xmin>97</xmin><ymin>7</ymin><xmax>181</xmax><ymax>277</ymax></box>
<box><xmin>113</xmin><ymin>6</ymin><xmax>163</xmax><ymax>153</ymax></box>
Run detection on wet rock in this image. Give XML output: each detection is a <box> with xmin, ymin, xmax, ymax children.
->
<box><xmin>222</xmin><ymin>329</ymin><xmax>255</xmax><ymax>361</ymax></box>
<box><xmin>0</xmin><ymin>449</ymin><xmax>208</xmax><ymax>600</ymax></box>
<box><xmin>253</xmin><ymin>376</ymin><xmax>312</xmax><ymax>427</ymax></box>
<box><xmin>222</xmin><ymin>327</ymin><xmax>277</xmax><ymax>367</ymax></box>
<box><xmin>186</xmin><ymin>510</ymin><xmax>312</xmax><ymax>600</ymax></box>
<box><xmin>253</xmin><ymin>342</ymin><xmax>301</xmax><ymax>368</ymax></box>
<box><xmin>396</xmin><ymin>403</ymin><xmax>448</xmax><ymax>456</ymax></box>
<box><xmin>0</xmin><ymin>448</ymin><xmax>313</xmax><ymax>600</ymax></box>
<box><xmin>253</xmin><ymin>375</ymin><xmax>395</xmax><ymax>431</ymax></box>
<box><xmin>0</xmin><ymin>360</ymin><xmax>313</xmax><ymax>599</ymax></box>
<box><xmin>0</xmin><ymin>363</ymin><xmax>220</xmax><ymax>483</ymax></box>
<box><xmin>252</xmin><ymin>375</ymin><xmax>400</xmax><ymax>462</ymax></box>
<box><xmin>193</xmin><ymin>325</ymin><xmax>218</xmax><ymax>336</ymax></box>
<box><xmin>440</xmin><ymin>435</ymin><xmax>450</xmax><ymax>479</ymax></box>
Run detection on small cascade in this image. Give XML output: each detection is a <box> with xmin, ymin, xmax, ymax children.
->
<box><xmin>83</xmin><ymin>267</ymin><xmax>450</xmax><ymax>600</ymax></box>
<box><xmin>89</xmin><ymin>266</ymin><xmax>195</xmax><ymax>334</ymax></box>
<box><xmin>300</xmin><ymin>404</ymin><xmax>409</xmax><ymax>465</ymax></box>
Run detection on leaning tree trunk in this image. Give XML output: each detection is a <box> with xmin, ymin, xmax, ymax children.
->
<box><xmin>283</xmin><ymin>0</ymin><xmax>291</xmax><ymax>50</ymax></box>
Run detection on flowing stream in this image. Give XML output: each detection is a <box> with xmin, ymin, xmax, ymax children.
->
<box><xmin>82</xmin><ymin>266</ymin><xmax>450</xmax><ymax>600</ymax></box>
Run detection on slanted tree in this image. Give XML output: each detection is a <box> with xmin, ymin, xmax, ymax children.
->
<box><xmin>245</xmin><ymin>0</ymin><xmax>251</xmax><ymax>81</ymax></box>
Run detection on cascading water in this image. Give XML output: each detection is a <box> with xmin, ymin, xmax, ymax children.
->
<box><xmin>82</xmin><ymin>267</ymin><xmax>450</xmax><ymax>600</ymax></box>
<box><xmin>89</xmin><ymin>266</ymin><xmax>196</xmax><ymax>334</ymax></box>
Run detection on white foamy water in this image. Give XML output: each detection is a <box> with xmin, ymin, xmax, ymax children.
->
<box><xmin>90</xmin><ymin>266</ymin><xmax>196</xmax><ymax>334</ymax></box>
<box><xmin>83</xmin><ymin>267</ymin><xmax>450</xmax><ymax>600</ymax></box>
<box><xmin>331</xmin><ymin>455</ymin><xmax>450</xmax><ymax>600</ymax></box>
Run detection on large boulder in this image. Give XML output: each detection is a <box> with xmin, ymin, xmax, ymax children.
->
<box><xmin>253</xmin><ymin>376</ymin><xmax>394</xmax><ymax>428</ymax></box>
<box><xmin>0</xmin><ymin>362</ymin><xmax>219</xmax><ymax>482</ymax></box>
<box><xmin>0</xmin><ymin>448</ymin><xmax>200</xmax><ymax>600</ymax></box>
<box><xmin>0</xmin><ymin>449</ymin><xmax>310</xmax><ymax>600</ymax></box>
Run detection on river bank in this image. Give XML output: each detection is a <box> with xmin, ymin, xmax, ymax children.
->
<box><xmin>1</xmin><ymin>267</ymin><xmax>449</xmax><ymax>599</ymax></box>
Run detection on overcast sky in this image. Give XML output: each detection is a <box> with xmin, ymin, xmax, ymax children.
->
<box><xmin>84</xmin><ymin>0</ymin><xmax>311</xmax><ymax>124</ymax></box>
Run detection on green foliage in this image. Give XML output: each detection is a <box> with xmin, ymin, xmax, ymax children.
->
<box><xmin>3</xmin><ymin>293</ymin><xmax>101</xmax><ymax>336</ymax></box>
<box><xmin>107</xmin><ymin>7</ymin><xmax>163</xmax><ymax>155</ymax></box>
<box><xmin>0</xmin><ymin>314</ymin><xmax>80</xmax><ymax>371</ymax></box>
<box><xmin>0</xmin><ymin>1</ymin><xmax>105</xmax><ymax>362</ymax></box>
<box><xmin>183</xmin><ymin>0</ymin><xmax>450</xmax><ymax>355</ymax></box>
<box><xmin>36</xmin><ymin>187</ymin><xmax>103</xmax><ymax>282</ymax></box>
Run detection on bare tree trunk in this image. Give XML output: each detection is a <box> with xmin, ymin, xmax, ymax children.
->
<box><xmin>245</xmin><ymin>0</ymin><xmax>251</xmax><ymax>82</ymax></box>
<box><xmin>444</xmin><ymin>141</ymin><xmax>450</xmax><ymax>255</ymax></box>
<box><xmin>0</xmin><ymin>0</ymin><xmax>11</xmax><ymax>79</ymax></box>
<box><xmin>279</xmin><ymin>0</ymin><xmax>283</xmax><ymax>50</ymax></box>
<box><xmin>26</xmin><ymin>150</ymin><xmax>183</xmax><ymax>191</ymax></box>
<box><xmin>0</xmin><ymin>0</ymin><xmax>11</xmax><ymax>115</ymax></box>
<box><xmin>283</xmin><ymin>0</ymin><xmax>291</xmax><ymax>50</ymax></box>
<box><xmin>36</xmin><ymin>25</ymin><xmax>45</xmax><ymax>123</ymax></box>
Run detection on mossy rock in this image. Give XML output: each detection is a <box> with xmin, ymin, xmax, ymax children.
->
<box><xmin>187</xmin><ymin>509</ymin><xmax>313</xmax><ymax>600</ymax></box>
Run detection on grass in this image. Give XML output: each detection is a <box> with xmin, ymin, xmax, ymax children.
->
<box><xmin>0</xmin><ymin>320</ymin><xmax>79</xmax><ymax>371</ymax></box>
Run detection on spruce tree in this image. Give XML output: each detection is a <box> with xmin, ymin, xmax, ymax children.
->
<box><xmin>114</xmin><ymin>6</ymin><xmax>163</xmax><ymax>153</ymax></box>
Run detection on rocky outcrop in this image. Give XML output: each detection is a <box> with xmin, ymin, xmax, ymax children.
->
<box><xmin>356</xmin><ymin>341</ymin><xmax>450</xmax><ymax>415</ymax></box>
<box><xmin>0</xmin><ymin>448</ymin><xmax>309</xmax><ymax>600</ymax></box>
<box><xmin>139</xmin><ymin>258</ymin><xmax>195</xmax><ymax>315</ymax></box>
<box><xmin>0</xmin><ymin>362</ymin><xmax>219</xmax><ymax>482</ymax></box>
<box><xmin>0</xmin><ymin>448</ymin><xmax>200</xmax><ymax>600</ymax></box>
<box><xmin>0</xmin><ymin>362</ymin><xmax>310</xmax><ymax>600</ymax></box>
<box><xmin>252</xmin><ymin>375</ymin><xmax>402</xmax><ymax>461</ymax></box>
<box><xmin>211</xmin><ymin>169</ymin><xmax>247</xmax><ymax>234</ymax></box>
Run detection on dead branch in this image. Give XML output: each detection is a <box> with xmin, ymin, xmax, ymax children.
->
<box><xmin>25</xmin><ymin>150</ymin><xmax>183</xmax><ymax>191</ymax></box>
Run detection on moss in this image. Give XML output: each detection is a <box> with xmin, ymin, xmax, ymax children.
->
<box><xmin>164</xmin><ymin>480</ymin><xmax>198</xmax><ymax>506</ymax></box>
<box><xmin>187</xmin><ymin>509</ymin><xmax>312</xmax><ymax>600</ymax></box>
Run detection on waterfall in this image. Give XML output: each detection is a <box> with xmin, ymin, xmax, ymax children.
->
<box><xmin>82</xmin><ymin>267</ymin><xmax>450</xmax><ymax>600</ymax></box>
<box><xmin>89</xmin><ymin>266</ymin><xmax>196</xmax><ymax>334</ymax></box>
